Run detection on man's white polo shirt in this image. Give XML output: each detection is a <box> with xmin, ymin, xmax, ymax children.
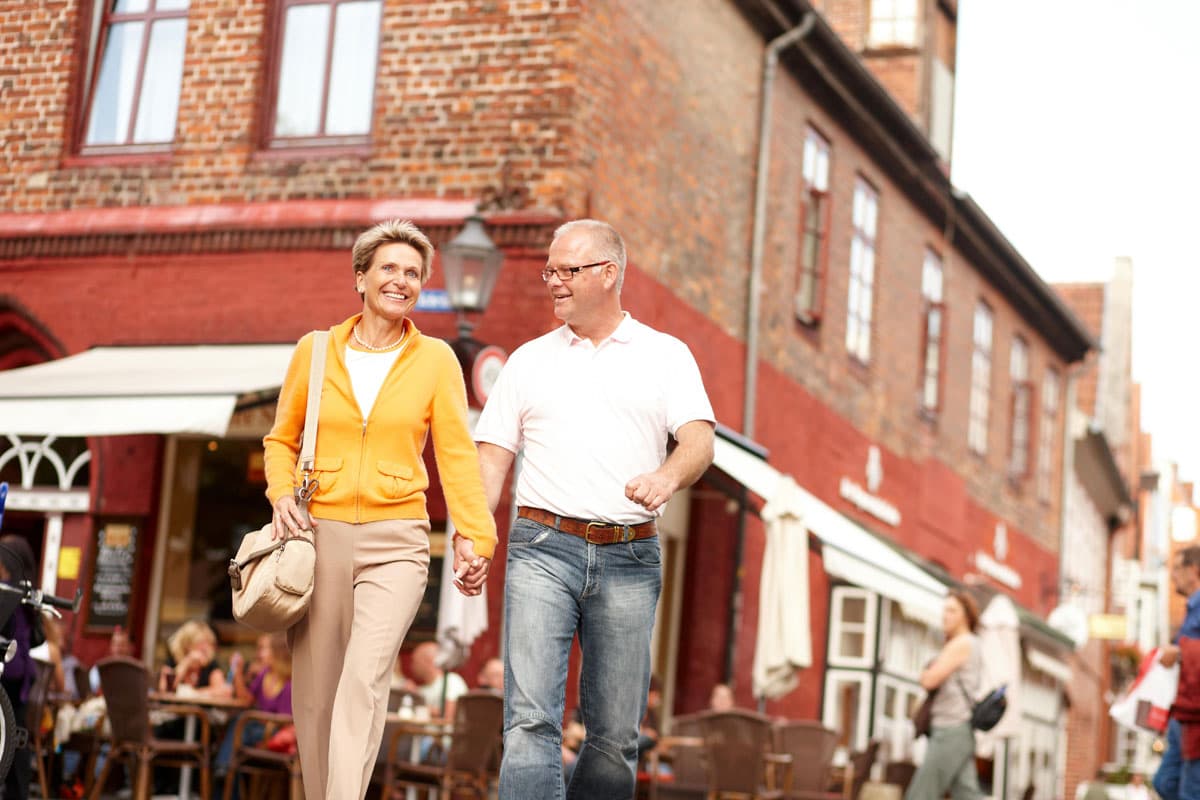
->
<box><xmin>474</xmin><ymin>313</ymin><xmax>714</xmax><ymax>525</ymax></box>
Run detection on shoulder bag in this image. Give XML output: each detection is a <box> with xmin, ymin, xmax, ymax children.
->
<box><xmin>228</xmin><ymin>331</ymin><xmax>328</xmax><ymax>632</ymax></box>
<box><xmin>911</xmin><ymin>686</ymin><xmax>936</xmax><ymax>738</ymax></box>
<box><xmin>959</xmin><ymin>675</ymin><xmax>1007</xmax><ymax>732</ymax></box>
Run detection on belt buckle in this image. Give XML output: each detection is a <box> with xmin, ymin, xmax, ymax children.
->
<box><xmin>585</xmin><ymin>521</ymin><xmax>614</xmax><ymax>544</ymax></box>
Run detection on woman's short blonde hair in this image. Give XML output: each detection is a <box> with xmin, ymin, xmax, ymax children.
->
<box><xmin>167</xmin><ymin>620</ymin><xmax>217</xmax><ymax>664</ymax></box>
<box><xmin>352</xmin><ymin>219</ymin><xmax>435</xmax><ymax>284</ymax></box>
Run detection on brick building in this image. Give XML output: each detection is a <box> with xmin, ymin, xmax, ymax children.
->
<box><xmin>1</xmin><ymin>0</ymin><xmax>1092</xmax><ymax>794</ymax></box>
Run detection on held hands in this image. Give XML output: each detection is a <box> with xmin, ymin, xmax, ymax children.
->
<box><xmin>1161</xmin><ymin>644</ymin><xmax>1181</xmax><ymax>667</ymax></box>
<box><xmin>452</xmin><ymin>533</ymin><xmax>490</xmax><ymax>597</ymax></box>
<box><xmin>624</xmin><ymin>471</ymin><xmax>678</xmax><ymax>513</ymax></box>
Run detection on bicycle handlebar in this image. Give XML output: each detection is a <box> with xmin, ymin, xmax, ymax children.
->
<box><xmin>0</xmin><ymin>581</ymin><xmax>81</xmax><ymax>614</ymax></box>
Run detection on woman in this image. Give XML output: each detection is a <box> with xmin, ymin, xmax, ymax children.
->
<box><xmin>263</xmin><ymin>218</ymin><xmax>497</xmax><ymax>800</ymax></box>
<box><xmin>216</xmin><ymin>633</ymin><xmax>294</xmax><ymax>787</ymax></box>
<box><xmin>0</xmin><ymin>535</ymin><xmax>39</xmax><ymax>800</ymax></box>
<box><xmin>906</xmin><ymin>589</ymin><xmax>983</xmax><ymax>800</ymax></box>
<box><xmin>157</xmin><ymin>620</ymin><xmax>230</xmax><ymax>696</ymax></box>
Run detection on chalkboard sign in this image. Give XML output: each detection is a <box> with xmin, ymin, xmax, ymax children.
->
<box><xmin>86</xmin><ymin>521</ymin><xmax>139</xmax><ymax>631</ymax></box>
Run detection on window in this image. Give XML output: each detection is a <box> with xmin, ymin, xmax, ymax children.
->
<box><xmin>829</xmin><ymin>587</ymin><xmax>878</xmax><ymax>668</ymax></box>
<box><xmin>919</xmin><ymin>250</ymin><xmax>945</xmax><ymax>413</ymax></box>
<box><xmin>868</xmin><ymin>0</ymin><xmax>919</xmax><ymax>47</ymax></box>
<box><xmin>81</xmin><ymin>0</ymin><xmax>190</xmax><ymax>152</ymax></box>
<box><xmin>796</xmin><ymin>128</ymin><xmax>832</xmax><ymax>323</ymax></box>
<box><xmin>822</xmin><ymin>670</ymin><xmax>872</xmax><ymax>755</ymax></box>
<box><xmin>1036</xmin><ymin>368</ymin><xmax>1060</xmax><ymax>502</ymax></box>
<box><xmin>968</xmin><ymin>302</ymin><xmax>993</xmax><ymax>454</ymax></box>
<box><xmin>1009</xmin><ymin>336</ymin><xmax>1032</xmax><ymax>479</ymax></box>
<box><xmin>266</xmin><ymin>0</ymin><xmax>383</xmax><ymax>147</ymax></box>
<box><xmin>846</xmin><ymin>179</ymin><xmax>879</xmax><ymax>363</ymax></box>
<box><xmin>874</xmin><ymin>676</ymin><xmax>924</xmax><ymax>763</ymax></box>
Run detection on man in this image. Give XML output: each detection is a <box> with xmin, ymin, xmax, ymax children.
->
<box><xmin>408</xmin><ymin>640</ymin><xmax>468</xmax><ymax>720</ymax></box>
<box><xmin>1154</xmin><ymin>545</ymin><xmax>1200</xmax><ymax>800</ymax></box>
<box><xmin>475</xmin><ymin>219</ymin><xmax>715</xmax><ymax>799</ymax></box>
<box><xmin>477</xmin><ymin>657</ymin><xmax>504</xmax><ymax>692</ymax></box>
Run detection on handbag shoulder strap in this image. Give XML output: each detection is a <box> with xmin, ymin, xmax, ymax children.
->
<box><xmin>299</xmin><ymin>331</ymin><xmax>330</xmax><ymax>475</ymax></box>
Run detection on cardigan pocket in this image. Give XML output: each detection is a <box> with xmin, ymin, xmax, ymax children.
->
<box><xmin>299</xmin><ymin>457</ymin><xmax>343</xmax><ymax>495</ymax></box>
<box><xmin>376</xmin><ymin>461</ymin><xmax>415</xmax><ymax>498</ymax></box>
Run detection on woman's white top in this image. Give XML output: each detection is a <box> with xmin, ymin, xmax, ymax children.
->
<box><xmin>345</xmin><ymin>346</ymin><xmax>404</xmax><ymax>419</ymax></box>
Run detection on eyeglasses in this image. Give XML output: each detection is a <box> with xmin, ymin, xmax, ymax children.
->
<box><xmin>540</xmin><ymin>261</ymin><xmax>608</xmax><ymax>282</ymax></box>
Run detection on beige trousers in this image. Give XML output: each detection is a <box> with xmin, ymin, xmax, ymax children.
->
<box><xmin>289</xmin><ymin>517</ymin><xmax>430</xmax><ymax>800</ymax></box>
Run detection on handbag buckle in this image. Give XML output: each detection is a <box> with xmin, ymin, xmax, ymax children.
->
<box><xmin>228</xmin><ymin>560</ymin><xmax>242</xmax><ymax>591</ymax></box>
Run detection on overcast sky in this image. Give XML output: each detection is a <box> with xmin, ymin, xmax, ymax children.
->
<box><xmin>952</xmin><ymin>0</ymin><xmax>1200</xmax><ymax>486</ymax></box>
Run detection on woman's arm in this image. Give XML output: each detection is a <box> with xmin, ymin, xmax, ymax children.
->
<box><xmin>919</xmin><ymin>634</ymin><xmax>973</xmax><ymax>690</ymax></box>
<box><xmin>263</xmin><ymin>335</ymin><xmax>313</xmax><ymax>537</ymax></box>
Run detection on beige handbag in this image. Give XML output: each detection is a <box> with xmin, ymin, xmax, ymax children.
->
<box><xmin>228</xmin><ymin>331</ymin><xmax>328</xmax><ymax>633</ymax></box>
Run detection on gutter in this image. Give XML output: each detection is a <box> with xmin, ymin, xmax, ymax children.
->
<box><xmin>744</xmin><ymin>11</ymin><xmax>816</xmax><ymax>438</ymax></box>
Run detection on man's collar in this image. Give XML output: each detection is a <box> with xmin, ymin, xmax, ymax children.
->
<box><xmin>561</xmin><ymin>312</ymin><xmax>635</xmax><ymax>345</ymax></box>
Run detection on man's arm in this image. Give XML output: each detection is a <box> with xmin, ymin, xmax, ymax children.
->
<box><xmin>625</xmin><ymin>420</ymin><xmax>715</xmax><ymax>513</ymax></box>
<box><xmin>477</xmin><ymin>442</ymin><xmax>517</xmax><ymax>514</ymax></box>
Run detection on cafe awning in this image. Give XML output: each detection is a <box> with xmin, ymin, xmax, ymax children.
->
<box><xmin>0</xmin><ymin>344</ymin><xmax>295</xmax><ymax>437</ymax></box>
<box><xmin>712</xmin><ymin>433</ymin><xmax>947</xmax><ymax>626</ymax></box>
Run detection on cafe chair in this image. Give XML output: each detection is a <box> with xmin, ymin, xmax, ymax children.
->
<box><xmin>222</xmin><ymin>710</ymin><xmax>302</xmax><ymax>800</ymax></box>
<box><xmin>698</xmin><ymin>709</ymin><xmax>791</xmax><ymax>800</ymax></box>
<box><xmin>842</xmin><ymin>741</ymin><xmax>880</xmax><ymax>800</ymax></box>
<box><xmin>882</xmin><ymin>761</ymin><xmax>916</xmax><ymax>795</ymax></box>
<box><xmin>771</xmin><ymin>720</ymin><xmax>840</xmax><ymax>800</ymax></box>
<box><xmin>649</xmin><ymin>711</ymin><xmax>711</xmax><ymax>800</ymax></box>
<box><xmin>381</xmin><ymin>690</ymin><xmax>503</xmax><ymax>800</ymax></box>
<box><xmin>27</xmin><ymin>659</ymin><xmax>61</xmax><ymax>800</ymax></box>
<box><xmin>91</xmin><ymin>656</ymin><xmax>212</xmax><ymax>800</ymax></box>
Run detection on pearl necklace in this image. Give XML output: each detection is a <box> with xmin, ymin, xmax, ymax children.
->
<box><xmin>352</xmin><ymin>323</ymin><xmax>406</xmax><ymax>352</ymax></box>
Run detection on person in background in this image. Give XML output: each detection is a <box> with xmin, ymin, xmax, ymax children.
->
<box><xmin>709</xmin><ymin>683</ymin><xmax>735</xmax><ymax>712</ymax></box>
<box><xmin>905</xmin><ymin>590</ymin><xmax>983</xmax><ymax>800</ymax></box>
<box><xmin>476</xmin><ymin>657</ymin><xmax>504</xmax><ymax>692</ymax></box>
<box><xmin>409</xmin><ymin>641</ymin><xmax>468</xmax><ymax>719</ymax></box>
<box><xmin>157</xmin><ymin>620</ymin><xmax>230</xmax><ymax>697</ymax></box>
<box><xmin>1126</xmin><ymin>772</ymin><xmax>1149</xmax><ymax>800</ymax></box>
<box><xmin>1155</xmin><ymin>545</ymin><xmax>1200</xmax><ymax>800</ymax></box>
<box><xmin>216</xmin><ymin>633</ymin><xmax>294</xmax><ymax>795</ymax></box>
<box><xmin>0</xmin><ymin>535</ymin><xmax>40</xmax><ymax>799</ymax></box>
<box><xmin>31</xmin><ymin>615</ymin><xmax>66</xmax><ymax>693</ymax></box>
<box><xmin>1079</xmin><ymin>771</ymin><xmax>1110</xmax><ymax>800</ymax></box>
<box><xmin>89</xmin><ymin>625</ymin><xmax>134</xmax><ymax>694</ymax></box>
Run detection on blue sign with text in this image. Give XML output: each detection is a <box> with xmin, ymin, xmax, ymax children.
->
<box><xmin>415</xmin><ymin>289</ymin><xmax>452</xmax><ymax>313</ymax></box>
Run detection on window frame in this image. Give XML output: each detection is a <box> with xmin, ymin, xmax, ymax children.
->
<box><xmin>918</xmin><ymin>248</ymin><xmax>946</xmax><ymax>416</ymax></box>
<box><xmin>259</xmin><ymin>0</ymin><xmax>384</xmax><ymax>152</ymax></box>
<box><xmin>967</xmin><ymin>301</ymin><xmax>994</xmax><ymax>455</ymax></box>
<box><xmin>796</xmin><ymin>127</ymin><xmax>833</xmax><ymax>325</ymax></box>
<box><xmin>828</xmin><ymin>586</ymin><xmax>878</xmax><ymax>669</ymax></box>
<box><xmin>822</xmin><ymin>669</ymin><xmax>873</xmax><ymax>755</ymax></box>
<box><xmin>1036</xmin><ymin>367</ymin><xmax>1061</xmax><ymax>503</ymax></box>
<box><xmin>867</xmin><ymin>0</ymin><xmax>921</xmax><ymax>50</ymax></box>
<box><xmin>846</xmin><ymin>177</ymin><xmax>880</xmax><ymax>364</ymax></box>
<box><xmin>73</xmin><ymin>0</ymin><xmax>191</xmax><ymax>157</ymax></box>
<box><xmin>1008</xmin><ymin>336</ymin><xmax>1032</xmax><ymax>481</ymax></box>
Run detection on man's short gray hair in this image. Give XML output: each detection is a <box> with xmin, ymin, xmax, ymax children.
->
<box><xmin>553</xmin><ymin>219</ymin><xmax>627</xmax><ymax>291</ymax></box>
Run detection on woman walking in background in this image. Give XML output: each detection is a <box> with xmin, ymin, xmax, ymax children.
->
<box><xmin>906</xmin><ymin>589</ymin><xmax>983</xmax><ymax>800</ymax></box>
<box><xmin>264</xmin><ymin>219</ymin><xmax>496</xmax><ymax>800</ymax></box>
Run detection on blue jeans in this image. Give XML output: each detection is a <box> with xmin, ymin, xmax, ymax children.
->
<box><xmin>1155</xmin><ymin>718</ymin><xmax>1200</xmax><ymax>800</ymax></box>
<box><xmin>499</xmin><ymin>517</ymin><xmax>662</xmax><ymax>800</ymax></box>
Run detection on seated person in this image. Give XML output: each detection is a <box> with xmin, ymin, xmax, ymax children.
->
<box><xmin>157</xmin><ymin>620</ymin><xmax>230</xmax><ymax>697</ymax></box>
<box><xmin>409</xmin><ymin>641</ymin><xmax>467</xmax><ymax>720</ymax></box>
<box><xmin>709</xmin><ymin>682</ymin><xmax>735</xmax><ymax>712</ymax></box>
<box><xmin>216</xmin><ymin>633</ymin><xmax>294</xmax><ymax>792</ymax></box>
<box><xmin>89</xmin><ymin>625</ymin><xmax>134</xmax><ymax>694</ymax></box>
<box><xmin>476</xmin><ymin>657</ymin><xmax>504</xmax><ymax>693</ymax></box>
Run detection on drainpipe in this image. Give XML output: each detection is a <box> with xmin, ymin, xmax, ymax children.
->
<box><xmin>744</xmin><ymin>12</ymin><xmax>815</xmax><ymax>438</ymax></box>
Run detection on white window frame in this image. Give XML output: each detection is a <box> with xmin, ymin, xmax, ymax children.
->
<box><xmin>874</xmin><ymin>674</ymin><xmax>924</xmax><ymax>764</ymax></box>
<box><xmin>868</xmin><ymin>0</ymin><xmax>920</xmax><ymax>48</ymax></box>
<box><xmin>968</xmin><ymin>302</ymin><xmax>994</xmax><ymax>454</ymax></box>
<box><xmin>797</xmin><ymin>127</ymin><xmax>832</xmax><ymax>322</ymax></box>
<box><xmin>829</xmin><ymin>586</ymin><xmax>879</xmax><ymax>668</ymax></box>
<box><xmin>823</xmin><ymin>669</ymin><xmax>873</xmax><ymax>756</ymax></box>
<box><xmin>846</xmin><ymin>179</ymin><xmax>879</xmax><ymax>363</ymax></box>
<box><xmin>919</xmin><ymin>249</ymin><xmax>945</xmax><ymax>413</ymax></box>
<box><xmin>1036</xmin><ymin>368</ymin><xmax>1060</xmax><ymax>502</ymax></box>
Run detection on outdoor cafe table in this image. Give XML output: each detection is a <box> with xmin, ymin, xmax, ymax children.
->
<box><xmin>382</xmin><ymin>715</ymin><xmax>454</xmax><ymax>800</ymax></box>
<box><xmin>149</xmin><ymin>690</ymin><xmax>251</xmax><ymax>800</ymax></box>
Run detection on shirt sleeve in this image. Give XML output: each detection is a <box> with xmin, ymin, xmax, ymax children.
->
<box><xmin>262</xmin><ymin>333</ymin><xmax>314</xmax><ymax>505</ymax></box>
<box><xmin>663</xmin><ymin>338</ymin><xmax>715</xmax><ymax>434</ymax></box>
<box><xmin>473</xmin><ymin>349</ymin><xmax>523</xmax><ymax>453</ymax></box>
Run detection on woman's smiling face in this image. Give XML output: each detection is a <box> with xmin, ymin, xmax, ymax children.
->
<box><xmin>356</xmin><ymin>242</ymin><xmax>424</xmax><ymax>321</ymax></box>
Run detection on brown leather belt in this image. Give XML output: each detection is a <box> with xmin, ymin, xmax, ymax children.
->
<box><xmin>517</xmin><ymin>506</ymin><xmax>657</xmax><ymax>545</ymax></box>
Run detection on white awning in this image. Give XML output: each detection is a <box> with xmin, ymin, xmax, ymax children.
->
<box><xmin>1026</xmin><ymin>647</ymin><xmax>1073</xmax><ymax>683</ymax></box>
<box><xmin>713</xmin><ymin>436</ymin><xmax>947</xmax><ymax>626</ymax></box>
<box><xmin>0</xmin><ymin>345</ymin><xmax>296</xmax><ymax>437</ymax></box>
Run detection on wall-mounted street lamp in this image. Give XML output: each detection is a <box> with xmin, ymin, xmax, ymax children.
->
<box><xmin>441</xmin><ymin>212</ymin><xmax>508</xmax><ymax>411</ymax></box>
<box><xmin>441</xmin><ymin>213</ymin><xmax>504</xmax><ymax>338</ymax></box>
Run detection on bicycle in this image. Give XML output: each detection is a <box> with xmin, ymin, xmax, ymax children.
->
<box><xmin>0</xmin><ymin>481</ymin><xmax>81</xmax><ymax>781</ymax></box>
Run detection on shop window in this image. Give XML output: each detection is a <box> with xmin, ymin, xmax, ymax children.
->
<box><xmin>79</xmin><ymin>0</ymin><xmax>191</xmax><ymax>153</ymax></box>
<box><xmin>796</xmin><ymin>127</ymin><xmax>832</xmax><ymax>324</ymax></box>
<box><xmin>968</xmin><ymin>301</ymin><xmax>993</xmax><ymax>454</ymax></box>
<box><xmin>846</xmin><ymin>178</ymin><xmax>879</xmax><ymax>363</ymax></box>
<box><xmin>829</xmin><ymin>586</ymin><xmax>878</xmax><ymax>668</ymax></box>
<box><xmin>1036</xmin><ymin>367</ymin><xmax>1060</xmax><ymax>502</ymax></box>
<box><xmin>264</xmin><ymin>0</ymin><xmax>382</xmax><ymax>149</ymax></box>
<box><xmin>874</xmin><ymin>675</ymin><xmax>923</xmax><ymax>763</ymax></box>
<box><xmin>1008</xmin><ymin>336</ymin><xmax>1032</xmax><ymax>480</ymax></box>
<box><xmin>879</xmin><ymin>600</ymin><xmax>940</xmax><ymax>679</ymax></box>
<box><xmin>918</xmin><ymin>249</ymin><xmax>945</xmax><ymax>415</ymax></box>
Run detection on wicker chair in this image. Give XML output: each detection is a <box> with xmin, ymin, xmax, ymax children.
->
<box><xmin>772</xmin><ymin>720</ymin><xmax>840</xmax><ymax>800</ymax></box>
<box><xmin>698</xmin><ymin>709</ymin><xmax>791</xmax><ymax>800</ymax></box>
<box><xmin>649</xmin><ymin>711</ymin><xmax>711</xmax><ymax>800</ymax></box>
<box><xmin>90</xmin><ymin>656</ymin><xmax>212</xmax><ymax>800</ymax></box>
<box><xmin>381</xmin><ymin>690</ymin><xmax>503</xmax><ymax>800</ymax></box>
<box><xmin>221</xmin><ymin>710</ymin><xmax>301</xmax><ymax>800</ymax></box>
